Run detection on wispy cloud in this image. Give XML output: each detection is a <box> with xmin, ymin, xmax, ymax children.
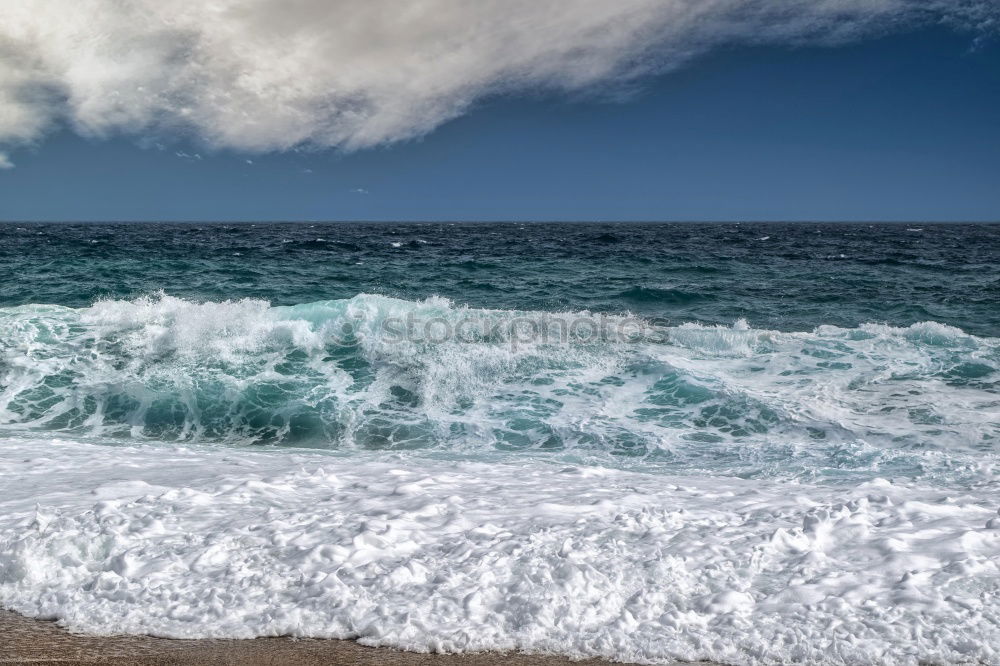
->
<box><xmin>0</xmin><ymin>1</ymin><xmax>995</xmax><ymax>158</ymax></box>
<box><xmin>0</xmin><ymin>152</ymin><xmax>12</xmax><ymax>169</ymax></box>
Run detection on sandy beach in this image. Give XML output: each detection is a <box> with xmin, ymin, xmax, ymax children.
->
<box><xmin>0</xmin><ymin>610</ymin><xmax>628</xmax><ymax>665</ymax></box>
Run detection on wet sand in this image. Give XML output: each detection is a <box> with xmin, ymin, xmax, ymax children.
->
<box><xmin>0</xmin><ymin>610</ymin><xmax>626</xmax><ymax>665</ymax></box>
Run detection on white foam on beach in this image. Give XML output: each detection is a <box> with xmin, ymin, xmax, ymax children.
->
<box><xmin>2</xmin><ymin>294</ymin><xmax>1000</xmax><ymax>663</ymax></box>
<box><xmin>2</xmin><ymin>436</ymin><xmax>999</xmax><ymax>665</ymax></box>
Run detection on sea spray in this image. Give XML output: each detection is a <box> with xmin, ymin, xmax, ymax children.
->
<box><xmin>1</xmin><ymin>293</ymin><xmax>996</xmax><ymax>484</ymax></box>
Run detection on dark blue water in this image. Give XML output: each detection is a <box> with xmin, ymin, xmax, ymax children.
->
<box><xmin>2</xmin><ymin>222</ymin><xmax>997</xmax><ymax>335</ymax></box>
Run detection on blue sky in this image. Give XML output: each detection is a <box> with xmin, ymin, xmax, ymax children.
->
<box><xmin>1</xmin><ymin>24</ymin><xmax>997</xmax><ymax>221</ymax></box>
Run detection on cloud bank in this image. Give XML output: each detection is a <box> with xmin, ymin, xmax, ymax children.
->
<box><xmin>0</xmin><ymin>0</ymin><xmax>996</xmax><ymax>165</ymax></box>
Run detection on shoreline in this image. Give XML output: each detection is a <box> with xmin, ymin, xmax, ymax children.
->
<box><xmin>0</xmin><ymin>610</ymin><xmax>626</xmax><ymax>665</ymax></box>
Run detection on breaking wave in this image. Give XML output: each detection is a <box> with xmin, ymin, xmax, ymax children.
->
<box><xmin>1</xmin><ymin>293</ymin><xmax>997</xmax><ymax>483</ymax></box>
<box><xmin>2</xmin><ymin>291</ymin><xmax>1000</xmax><ymax>664</ymax></box>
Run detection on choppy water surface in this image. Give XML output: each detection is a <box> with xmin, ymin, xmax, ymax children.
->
<box><xmin>1</xmin><ymin>222</ymin><xmax>997</xmax><ymax>334</ymax></box>
<box><xmin>1</xmin><ymin>222</ymin><xmax>999</xmax><ymax>664</ymax></box>
<box><xmin>1</xmin><ymin>222</ymin><xmax>997</xmax><ymax>474</ymax></box>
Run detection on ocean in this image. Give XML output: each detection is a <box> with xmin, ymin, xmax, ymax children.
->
<box><xmin>1</xmin><ymin>222</ymin><xmax>998</xmax><ymax>664</ymax></box>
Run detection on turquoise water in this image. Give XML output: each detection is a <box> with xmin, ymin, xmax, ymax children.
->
<box><xmin>0</xmin><ymin>222</ymin><xmax>997</xmax><ymax>485</ymax></box>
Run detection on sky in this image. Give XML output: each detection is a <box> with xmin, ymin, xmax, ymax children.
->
<box><xmin>0</xmin><ymin>1</ymin><xmax>998</xmax><ymax>222</ymax></box>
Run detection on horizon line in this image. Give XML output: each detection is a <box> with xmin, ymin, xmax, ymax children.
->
<box><xmin>2</xmin><ymin>219</ymin><xmax>999</xmax><ymax>225</ymax></box>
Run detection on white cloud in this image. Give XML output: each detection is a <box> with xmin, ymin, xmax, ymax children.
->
<box><xmin>0</xmin><ymin>152</ymin><xmax>12</xmax><ymax>169</ymax></box>
<box><xmin>0</xmin><ymin>1</ymin><xmax>994</xmax><ymax>156</ymax></box>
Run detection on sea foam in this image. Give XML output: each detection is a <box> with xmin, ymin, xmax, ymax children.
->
<box><xmin>0</xmin><ymin>293</ymin><xmax>996</xmax><ymax>481</ymax></box>
<box><xmin>1</xmin><ymin>293</ymin><xmax>999</xmax><ymax>663</ymax></box>
<box><xmin>1</xmin><ymin>437</ymin><xmax>999</xmax><ymax>664</ymax></box>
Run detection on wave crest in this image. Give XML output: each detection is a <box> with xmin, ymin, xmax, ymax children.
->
<box><xmin>0</xmin><ymin>294</ymin><xmax>997</xmax><ymax>481</ymax></box>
